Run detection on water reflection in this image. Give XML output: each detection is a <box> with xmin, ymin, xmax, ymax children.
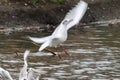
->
<box><xmin>0</xmin><ymin>26</ymin><xmax>120</xmax><ymax>80</ymax></box>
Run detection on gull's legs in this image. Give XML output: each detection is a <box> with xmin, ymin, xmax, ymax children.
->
<box><xmin>57</xmin><ymin>52</ymin><xmax>62</xmax><ymax>59</ymax></box>
<box><xmin>60</xmin><ymin>46</ymin><xmax>69</xmax><ymax>56</ymax></box>
<box><xmin>44</xmin><ymin>48</ymin><xmax>56</xmax><ymax>55</ymax></box>
<box><xmin>31</xmin><ymin>42</ymin><xmax>64</xmax><ymax>58</ymax></box>
<box><xmin>56</xmin><ymin>48</ymin><xmax>62</xmax><ymax>59</ymax></box>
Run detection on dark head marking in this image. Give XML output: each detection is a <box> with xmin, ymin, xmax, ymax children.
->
<box><xmin>63</xmin><ymin>19</ymin><xmax>73</xmax><ymax>25</ymax></box>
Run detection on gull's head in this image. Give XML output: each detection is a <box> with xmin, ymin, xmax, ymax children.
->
<box><xmin>63</xmin><ymin>19</ymin><xmax>73</xmax><ymax>26</ymax></box>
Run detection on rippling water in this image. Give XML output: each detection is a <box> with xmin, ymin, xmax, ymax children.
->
<box><xmin>0</xmin><ymin>26</ymin><xmax>120</xmax><ymax>80</ymax></box>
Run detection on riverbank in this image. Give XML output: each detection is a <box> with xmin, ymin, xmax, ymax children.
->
<box><xmin>0</xmin><ymin>0</ymin><xmax>120</xmax><ymax>34</ymax></box>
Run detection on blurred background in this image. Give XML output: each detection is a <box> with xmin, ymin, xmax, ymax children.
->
<box><xmin>0</xmin><ymin>0</ymin><xmax>119</xmax><ymax>27</ymax></box>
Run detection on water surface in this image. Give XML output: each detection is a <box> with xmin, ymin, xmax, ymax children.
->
<box><xmin>0</xmin><ymin>26</ymin><xmax>120</xmax><ymax>80</ymax></box>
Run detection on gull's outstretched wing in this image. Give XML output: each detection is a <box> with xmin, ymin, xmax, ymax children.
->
<box><xmin>28</xmin><ymin>36</ymin><xmax>51</xmax><ymax>44</ymax></box>
<box><xmin>62</xmin><ymin>1</ymin><xmax>88</xmax><ymax>30</ymax></box>
<box><xmin>0</xmin><ymin>67</ymin><xmax>13</xmax><ymax>80</ymax></box>
<box><xmin>19</xmin><ymin>50</ymin><xmax>30</xmax><ymax>80</ymax></box>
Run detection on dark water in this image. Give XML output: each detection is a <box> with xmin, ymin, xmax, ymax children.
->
<box><xmin>0</xmin><ymin>26</ymin><xmax>120</xmax><ymax>80</ymax></box>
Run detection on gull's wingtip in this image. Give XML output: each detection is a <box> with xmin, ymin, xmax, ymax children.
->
<box><xmin>28</xmin><ymin>36</ymin><xmax>32</xmax><ymax>40</ymax></box>
<box><xmin>79</xmin><ymin>0</ymin><xmax>88</xmax><ymax>7</ymax></box>
<box><xmin>27</xmin><ymin>36</ymin><xmax>33</xmax><ymax>42</ymax></box>
<box><xmin>39</xmin><ymin>47</ymin><xmax>42</xmax><ymax>52</ymax></box>
<box><xmin>28</xmin><ymin>36</ymin><xmax>40</xmax><ymax>43</ymax></box>
<box><xmin>80</xmin><ymin>0</ymin><xmax>87</xmax><ymax>3</ymax></box>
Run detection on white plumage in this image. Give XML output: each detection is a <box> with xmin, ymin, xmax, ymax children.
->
<box><xmin>19</xmin><ymin>50</ymin><xmax>29</xmax><ymax>80</ymax></box>
<box><xmin>29</xmin><ymin>0</ymin><xmax>88</xmax><ymax>52</ymax></box>
<box><xmin>0</xmin><ymin>50</ymin><xmax>42</xmax><ymax>80</ymax></box>
<box><xmin>0</xmin><ymin>67</ymin><xmax>13</xmax><ymax>80</ymax></box>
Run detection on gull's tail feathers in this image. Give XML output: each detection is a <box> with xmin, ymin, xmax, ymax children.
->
<box><xmin>28</xmin><ymin>36</ymin><xmax>51</xmax><ymax>44</ymax></box>
<box><xmin>62</xmin><ymin>0</ymin><xmax>88</xmax><ymax>30</ymax></box>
